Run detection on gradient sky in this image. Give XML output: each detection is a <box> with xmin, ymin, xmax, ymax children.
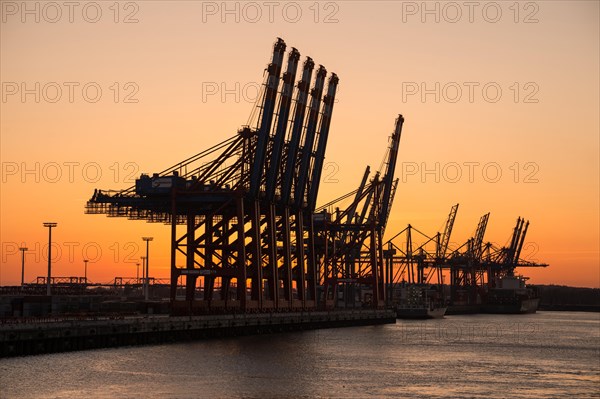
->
<box><xmin>1</xmin><ymin>1</ymin><xmax>598</xmax><ymax>287</ymax></box>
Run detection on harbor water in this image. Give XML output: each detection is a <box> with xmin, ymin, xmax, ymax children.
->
<box><xmin>1</xmin><ymin>311</ymin><xmax>598</xmax><ymax>398</ymax></box>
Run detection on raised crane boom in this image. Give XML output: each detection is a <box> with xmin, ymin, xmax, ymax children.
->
<box><xmin>514</xmin><ymin>220</ymin><xmax>529</xmax><ymax>266</ymax></box>
<box><xmin>249</xmin><ymin>38</ymin><xmax>286</xmax><ymax>197</ymax></box>
<box><xmin>265</xmin><ymin>47</ymin><xmax>300</xmax><ymax>202</ymax></box>
<box><xmin>437</xmin><ymin>203</ymin><xmax>459</xmax><ymax>259</ymax></box>
<box><xmin>505</xmin><ymin>217</ymin><xmax>524</xmax><ymax>265</ymax></box>
<box><xmin>378</xmin><ymin>115</ymin><xmax>404</xmax><ymax>227</ymax></box>
<box><xmin>294</xmin><ymin>65</ymin><xmax>327</xmax><ymax>208</ymax></box>
<box><xmin>472</xmin><ymin>212</ymin><xmax>490</xmax><ymax>260</ymax></box>
<box><xmin>307</xmin><ymin>73</ymin><xmax>339</xmax><ymax>210</ymax></box>
<box><xmin>280</xmin><ymin>57</ymin><xmax>315</xmax><ymax>205</ymax></box>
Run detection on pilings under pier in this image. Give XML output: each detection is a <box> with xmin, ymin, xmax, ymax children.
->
<box><xmin>0</xmin><ymin>309</ymin><xmax>396</xmax><ymax>357</ymax></box>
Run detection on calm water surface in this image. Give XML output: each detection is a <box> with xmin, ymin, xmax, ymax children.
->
<box><xmin>1</xmin><ymin>311</ymin><xmax>598</xmax><ymax>398</ymax></box>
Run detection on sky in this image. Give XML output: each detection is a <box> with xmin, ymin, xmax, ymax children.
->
<box><xmin>0</xmin><ymin>1</ymin><xmax>598</xmax><ymax>288</ymax></box>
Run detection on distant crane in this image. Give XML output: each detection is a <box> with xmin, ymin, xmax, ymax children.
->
<box><xmin>384</xmin><ymin>203</ymin><xmax>459</xmax><ymax>290</ymax></box>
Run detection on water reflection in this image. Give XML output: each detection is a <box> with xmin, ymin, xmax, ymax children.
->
<box><xmin>1</xmin><ymin>312</ymin><xmax>598</xmax><ymax>398</ymax></box>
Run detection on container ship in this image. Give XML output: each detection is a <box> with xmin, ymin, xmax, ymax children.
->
<box><xmin>393</xmin><ymin>284</ymin><xmax>447</xmax><ymax>319</ymax></box>
<box><xmin>482</xmin><ymin>275</ymin><xmax>540</xmax><ymax>314</ymax></box>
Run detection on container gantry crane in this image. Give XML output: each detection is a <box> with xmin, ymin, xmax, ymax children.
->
<box><xmin>383</xmin><ymin>203</ymin><xmax>459</xmax><ymax>300</ymax></box>
<box><xmin>444</xmin><ymin>212</ymin><xmax>490</xmax><ymax>304</ymax></box>
<box><xmin>483</xmin><ymin>217</ymin><xmax>548</xmax><ymax>286</ymax></box>
<box><xmin>313</xmin><ymin>115</ymin><xmax>404</xmax><ymax>309</ymax></box>
<box><xmin>86</xmin><ymin>38</ymin><xmax>401</xmax><ymax>315</ymax></box>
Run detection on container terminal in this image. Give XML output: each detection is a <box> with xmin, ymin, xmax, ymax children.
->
<box><xmin>0</xmin><ymin>39</ymin><xmax>548</xmax><ymax>357</ymax></box>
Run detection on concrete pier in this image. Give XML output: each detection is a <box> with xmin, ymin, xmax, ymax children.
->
<box><xmin>0</xmin><ymin>309</ymin><xmax>396</xmax><ymax>357</ymax></box>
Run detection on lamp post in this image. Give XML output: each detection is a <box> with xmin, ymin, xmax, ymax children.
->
<box><xmin>140</xmin><ymin>257</ymin><xmax>146</xmax><ymax>297</ymax></box>
<box><xmin>136</xmin><ymin>262</ymin><xmax>140</xmax><ymax>283</ymax></box>
<box><xmin>84</xmin><ymin>259</ymin><xmax>89</xmax><ymax>285</ymax></box>
<box><xmin>140</xmin><ymin>256</ymin><xmax>146</xmax><ymax>285</ymax></box>
<box><xmin>43</xmin><ymin>222</ymin><xmax>57</xmax><ymax>296</ymax></box>
<box><xmin>142</xmin><ymin>237</ymin><xmax>153</xmax><ymax>301</ymax></box>
<box><xmin>19</xmin><ymin>247</ymin><xmax>28</xmax><ymax>287</ymax></box>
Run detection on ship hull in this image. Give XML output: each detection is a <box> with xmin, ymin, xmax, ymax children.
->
<box><xmin>483</xmin><ymin>298</ymin><xmax>540</xmax><ymax>314</ymax></box>
<box><xmin>396</xmin><ymin>306</ymin><xmax>447</xmax><ymax>319</ymax></box>
<box><xmin>445</xmin><ymin>304</ymin><xmax>481</xmax><ymax>315</ymax></box>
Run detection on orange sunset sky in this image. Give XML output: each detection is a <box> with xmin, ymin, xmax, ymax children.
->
<box><xmin>1</xmin><ymin>1</ymin><xmax>598</xmax><ymax>287</ymax></box>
